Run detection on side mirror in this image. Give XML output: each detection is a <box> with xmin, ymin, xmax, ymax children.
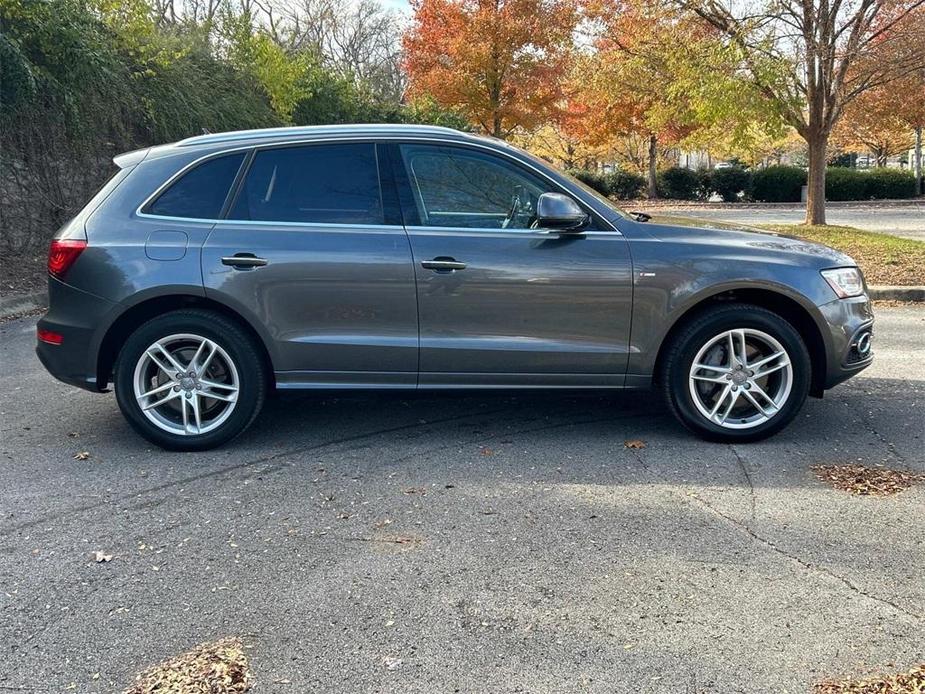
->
<box><xmin>535</xmin><ymin>192</ymin><xmax>589</xmax><ymax>232</ymax></box>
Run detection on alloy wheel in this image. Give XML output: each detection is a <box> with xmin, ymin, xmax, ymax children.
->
<box><xmin>688</xmin><ymin>328</ymin><xmax>793</xmax><ymax>429</ymax></box>
<box><xmin>132</xmin><ymin>333</ymin><xmax>240</xmax><ymax>436</ymax></box>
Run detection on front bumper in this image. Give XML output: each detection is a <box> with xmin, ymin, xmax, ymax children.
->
<box><xmin>35</xmin><ymin>276</ymin><xmax>116</xmax><ymax>392</ymax></box>
<box><xmin>818</xmin><ymin>294</ymin><xmax>874</xmax><ymax>390</ymax></box>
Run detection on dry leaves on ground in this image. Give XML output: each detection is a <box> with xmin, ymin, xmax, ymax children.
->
<box><xmin>73</xmin><ymin>451</ymin><xmax>91</xmax><ymax>460</ymax></box>
<box><xmin>811</xmin><ymin>464</ymin><xmax>923</xmax><ymax>496</ymax></box>
<box><xmin>124</xmin><ymin>637</ymin><xmax>251</xmax><ymax>694</ymax></box>
<box><xmin>624</xmin><ymin>440</ymin><xmax>646</xmax><ymax>449</ymax></box>
<box><xmin>814</xmin><ymin>663</ymin><xmax>925</xmax><ymax>693</ymax></box>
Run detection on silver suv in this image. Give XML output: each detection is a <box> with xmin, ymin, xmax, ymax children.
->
<box><xmin>36</xmin><ymin>125</ymin><xmax>874</xmax><ymax>450</ymax></box>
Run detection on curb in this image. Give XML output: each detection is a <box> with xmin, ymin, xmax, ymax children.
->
<box><xmin>868</xmin><ymin>285</ymin><xmax>925</xmax><ymax>302</ymax></box>
<box><xmin>0</xmin><ymin>290</ymin><xmax>48</xmax><ymax>319</ymax></box>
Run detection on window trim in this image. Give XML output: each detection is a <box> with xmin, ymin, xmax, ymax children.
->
<box><xmin>134</xmin><ymin>135</ymin><xmax>620</xmax><ymax>235</ymax></box>
<box><xmin>140</xmin><ymin>151</ymin><xmax>248</xmax><ymax>221</ymax></box>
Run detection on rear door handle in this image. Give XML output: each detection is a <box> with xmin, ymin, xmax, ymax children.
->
<box><xmin>421</xmin><ymin>257</ymin><xmax>467</xmax><ymax>272</ymax></box>
<box><xmin>222</xmin><ymin>253</ymin><xmax>268</xmax><ymax>269</ymax></box>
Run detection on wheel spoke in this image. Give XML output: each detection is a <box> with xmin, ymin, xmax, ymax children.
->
<box><xmin>199</xmin><ymin>342</ymin><xmax>219</xmax><ymax>373</ymax></box>
<box><xmin>140</xmin><ymin>381</ymin><xmax>174</xmax><ymax>399</ymax></box>
<box><xmin>199</xmin><ymin>378</ymin><xmax>237</xmax><ymax>392</ymax></box>
<box><xmin>189</xmin><ymin>339</ymin><xmax>209</xmax><ymax>371</ymax></box>
<box><xmin>142</xmin><ymin>389</ymin><xmax>180</xmax><ymax>411</ymax></box>
<box><xmin>750</xmin><ymin>381</ymin><xmax>778</xmax><ymax>409</ymax></box>
<box><xmin>154</xmin><ymin>343</ymin><xmax>186</xmax><ymax>374</ymax></box>
<box><xmin>753</xmin><ymin>359</ymin><xmax>790</xmax><ymax>380</ymax></box>
<box><xmin>201</xmin><ymin>389</ymin><xmax>236</xmax><ymax>403</ymax></box>
<box><xmin>145</xmin><ymin>349</ymin><xmax>176</xmax><ymax>377</ymax></box>
<box><xmin>734</xmin><ymin>330</ymin><xmax>748</xmax><ymax>366</ymax></box>
<box><xmin>742</xmin><ymin>389</ymin><xmax>773</xmax><ymax>417</ymax></box>
<box><xmin>692</xmin><ymin>373</ymin><xmax>728</xmax><ymax>384</ymax></box>
<box><xmin>718</xmin><ymin>389</ymin><xmax>740</xmax><ymax>424</ymax></box>
<box><xmin>709</xmin><ymin>384</ymin><xmax>733</xmax><ymax>418</ymax></box>
<box><xmin>750</xmin><ymin>350</ymin><xmax>786</xmax><ymax>370</ymax></box>
<box><xmin>188</xmin><ymin>395</ymin><xmax>202</xmax><ymax>434</ymax></box>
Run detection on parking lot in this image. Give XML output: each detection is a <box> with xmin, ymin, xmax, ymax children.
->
<box><xmin>1</xmin><ymin>306</ymin><xmax>923</xmax><ymax>693</ymax></box>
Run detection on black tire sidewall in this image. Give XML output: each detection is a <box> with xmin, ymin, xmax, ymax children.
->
<box><xmin>114</xmin><ymin>310</ymin><xmax>266</xmax><ymax>451</ymax></box>
<box><xmin>665</xmin><ymin>306</ymin><xmax>811</xmax><ymax>442</ymax></box>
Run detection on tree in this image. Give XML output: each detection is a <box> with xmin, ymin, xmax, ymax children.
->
<box><xmin>683</xmin><ymin>0</ymin><xmax>925</xmax><ymax>224</ymax></box>
<box><xmin>402</xmin><ymin>0</ymin><xmax>578</xmax><ymax>138</ymax></box>
<box><xmin>832</xmin><ymin>85</ymin><xmax>915</xmax><ymax>166</ymax></box>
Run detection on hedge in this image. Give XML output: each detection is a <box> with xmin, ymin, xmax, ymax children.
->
<box><xmin>567</xmin><ymin>169</ymin><xmax>645</xmax><ymax>199</ymax></box>
<box><xmin>704</xmin><ymin>166</ymin><xmax>751</xmax><ymax>202</ymax></box>
<box><xmin>657</xmin><ymin>167</ymin><xmax>702</xmax><ymax>200</ymax></box>
<box><xmin>752</xmin><ymin>165</ymin><xmax>806</xmax><ymax>202</ymax></box>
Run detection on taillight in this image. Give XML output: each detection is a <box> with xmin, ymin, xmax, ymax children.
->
<box><xmin>48</xmin><ymin>239</ymin><xmax>87</xmax><ymax>278</ymax></box>
<box><xmin>37</xmin><ymin>328</ymin><xmax>64</xmax><ymax>345</ymax></box>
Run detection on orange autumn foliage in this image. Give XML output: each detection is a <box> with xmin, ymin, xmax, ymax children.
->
<box><xmin>402</xmin><ymin>0</ymin><xmax>578</xmax><ymax>138</ymax></box>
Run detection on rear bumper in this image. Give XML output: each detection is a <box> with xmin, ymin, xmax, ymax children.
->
<box><xmin>35</xmin><ymin>276</ymin><xmax>116</xmax><ymax>392</ymax></box>
<box><xmin>818</xmin><ymin>294</ymin><xmax>874</xmax><ymax>390</ymax></box>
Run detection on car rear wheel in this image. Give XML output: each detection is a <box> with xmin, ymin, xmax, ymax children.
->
<box><xmin>115</xmin><ymin>310</ymin><xmax>267</xmax><ymax>451</ymax></box>
<box><xmin>661</xmin><ymin>304</ymin><xmax>811</xmax><ymax>442</ymax></box>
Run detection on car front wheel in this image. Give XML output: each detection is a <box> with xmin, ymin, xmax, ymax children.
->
<box><xmin>114</xmin><ymin>309</ymin><xmax>267</xmax><ymax>451</ymax></box>
<box><xmin>661</xmin><ymin>304</ymin><xmax>811</xmax><ymax>442</ymax></box>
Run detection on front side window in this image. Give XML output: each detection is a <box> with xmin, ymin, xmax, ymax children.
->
<box><xmin>146</xmin><ymin>152</ymin><xmax>245</xmax><ymax>219</ymax></box>
<box><xmin>399</xmin><ymin>144</ymin><xmax>554</xmax><ymax>229</ymax></box>
<box><xmin>229</xmin><ymin>143</ymin><xmax>383</xmax><ymax>225</ymax></box>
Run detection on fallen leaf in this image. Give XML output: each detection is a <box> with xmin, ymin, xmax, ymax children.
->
<box><xmin>93</xmin><ymin>551</ymin><xmax>113</xmax><ymax>563</ymax></box>
<box><xmin>479</xmin><ymin>447</ymin><xmax>494</xmax><ymax>456</ymax></box>
<box><xmin>814</xmin><ymin>663</ymin><xmax>925</xmax><ymax>693</ymax></box>
<box><xmin>124</xmin><ymin>637</ymin><xmax>251</xmax><ymax>694</ymax></box>
<box><xmin>624</xmin><ymin>440</ymin><xmax>646</xmax><ymax>450</ymax></box>
<box><xmin>810</xmin><ymin>464</ymin><xmax>923</xmax><ymax>496</ymax></box>
<box><xmin>73</xmin><ymin>451</ymin><xmax>91</xmax><ymax>461</ymax></box>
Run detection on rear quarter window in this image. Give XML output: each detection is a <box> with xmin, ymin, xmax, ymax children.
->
<box><xmin>144</xmin><ymin>152</ymin><xmax>246</xmax><ymax>219</ymax></box>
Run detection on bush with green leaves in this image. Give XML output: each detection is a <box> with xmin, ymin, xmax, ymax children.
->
<box><xmin>824</xmin><ymin>168</ymin><xmax>869</xmax><ymax>201</ymax></box>
<box><xmin>657</xmin><ymin>167</ymin><xmax>702</xmax><ymax>200</ymax></box>
<box><xmin>567</xmin><ymin>169</ymin><xmax>610</xmax><ymax>195</ymax></box>
<box><xmin>864</xmin><ymin>168</ymin><xmax>916</xmax><ymax>199</ymax></box>
<box><xmin>705</xmin><ymin>166</ymin><xmax>752</xmax><ymax>202</ymax></box>
<box><xmin>751</xmin><ymin>165</ymin><xmax>807</xmax><ymax>202</ymax></box>
<box><xmin>607</xmin><ymin>170</ymin><xmax>646</xmax><ymax>199</ymax></box>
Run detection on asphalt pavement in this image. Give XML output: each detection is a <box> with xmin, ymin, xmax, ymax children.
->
<box><xmin>638</xmin><ymin>203</ymin><xmax>925</xmax><ymax>242</ymax></box>
<box><xmin>1</xmin><ymin>307</ymin><xmax>923</xmax><ymax>693</ymax></box>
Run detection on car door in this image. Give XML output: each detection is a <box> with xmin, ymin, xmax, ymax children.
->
<box><xmin>391</xmin><ymin>142</ymin><xmax>633</xmax><ymax>386</ymax></box>
<box><xmin>201</xmin><ymin>141</ymin><xmax>418</xmax><ymax>388</ymax></box>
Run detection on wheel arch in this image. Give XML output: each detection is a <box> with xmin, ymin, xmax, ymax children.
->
<box><xmin>96</xmin><ymin>293</ymin><xmax>276</xmax><ymax>390</ymax></box>
<box><xmin>652</xmin><ymin>287</ymin><xmax>829</xmax><ymax>397</ymax></box>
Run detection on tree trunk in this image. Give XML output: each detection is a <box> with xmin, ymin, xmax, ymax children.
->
<box><xmin>915</xmin><ymin>126</ymin><xmax>923</xmax><ymax>196</ymax></box>
<box><xmin>805</xmin><ymin>133</ymin><xmax>828</xmax><ymax>225</ymax></box>
<box><xmin>647</xmin><ymin>134</ymin><xmax>658</xmax><ymax>199</ymax></box>
<box><xmin>491</xmin><ymin>111</ymin><xmax>502</xmax><ymax>139</ymax></box>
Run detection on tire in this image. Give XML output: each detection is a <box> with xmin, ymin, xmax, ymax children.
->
<box><xmin>114</xmin><ymin>309</ymin><xmax>268</xmax><ymax>451</ymax></box>
<box><xmin>660</xmin><ymin>303</ymin><xmax>811</xmax><ymax>442</ymax></box>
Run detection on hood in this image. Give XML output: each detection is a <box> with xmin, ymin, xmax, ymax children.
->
<box><xmin>641</xmin><ymin>214</ymin><xmax>857</xmax><ymax>268</ymax></box>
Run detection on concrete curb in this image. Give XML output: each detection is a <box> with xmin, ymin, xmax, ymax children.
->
<box><xmin>0</xmin><ymin>290</ymin><xmax>48</xmax><ymax>319</ymax></box>
<box><xmin>868</xmin><ymin>285</ymin><xmax>925</xmax><ymax>302</ymax></box>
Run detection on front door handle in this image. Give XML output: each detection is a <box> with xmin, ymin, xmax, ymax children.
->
<box><xmin>222</xmin><ymin>253</ymin><xmax>268</xmax><ymax>269</ymax></box>
<box><xmin>421</xmin><ymin>257</ymin><xmax>467</xmax><ymax>272</ymax></box>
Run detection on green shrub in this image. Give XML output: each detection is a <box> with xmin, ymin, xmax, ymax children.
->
<box><xmin>607</xmin><ymin>170</ymin><xmax>646</xmax><ymax>199</ymax></box>
<box><xmin>824</xmin><ymin>167</ymin><xmax>867</xmax><ymax>201</ymax></box>
<box><xmin>751</xmin><ymin>165</ymin><xmax>806</xmax><ymax>202</ymax></box>
<box><xmin>864</xmin><ymin>168</ymin><xmax>916</xmax><ymax>199</ymax></box>
<box><xmin>657</xmin><ymin>167</ymin><xmax>702</xmax><ymax>200</ymax></box>
<box><xmin>567</xmin><ymin>169</ymin><xmax>610</xmax><ymax>196</ymax></box>
<box><xmin>706</xmin><ymin>166</ymin><xmax>752</xmax><ymax>202</ymax></box>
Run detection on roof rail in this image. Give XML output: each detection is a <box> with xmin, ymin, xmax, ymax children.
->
<box><xmin>177</xmin><ymin>124</ymin><xmax>472</xmax><ymax>147</ymax></box>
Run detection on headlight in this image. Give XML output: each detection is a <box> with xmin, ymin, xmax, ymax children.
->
<box><xmin>821</xmin><ymin>267</ymin><xmax>864</xmax><ymax>299</ymax></box>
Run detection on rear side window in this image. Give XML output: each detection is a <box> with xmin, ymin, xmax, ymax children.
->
<box><xmin>228</xmin><ymin>143</ymin><xmax>383</xmax><ymax>224</ymax></box>
<box><xmin>145</xmin><ymin>152</ymin><xmax>245</xmax><ymax>219</ymax></box>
